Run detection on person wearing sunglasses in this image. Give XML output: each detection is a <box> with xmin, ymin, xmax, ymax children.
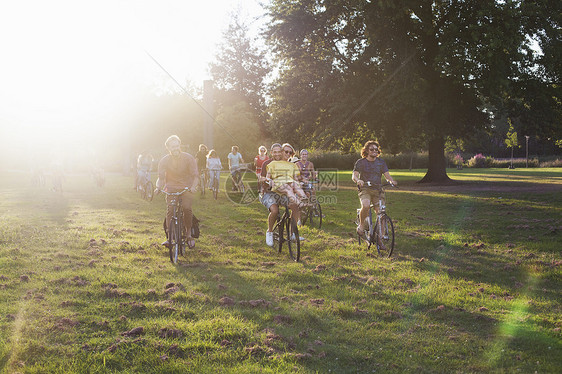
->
<box><xmin>259</xmin><ymin>143</ymin><xmax>305</xmax><ymax>246</ymax></box>
<box><xmin>352</xmin><ymin>140</ymin><xmax>397</xmax><ymax>239</ymax></box>
<box><xmin>282</xmin><ymin>143</ymin><xmax>299</xmax><ymax>163</ymax></box>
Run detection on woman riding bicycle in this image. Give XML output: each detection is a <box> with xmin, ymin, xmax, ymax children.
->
<box><xmin>352</xmin><ymin>140</ymin><xmax>397</xmax><ymax>239</ymax></box>
<box><xmin>295</xmin><ymin>149</ymin><xmax>317</xmax><ymax>200</ymax></box>
<box><xmin>254</xmin><ymin>145</ymin><xmax>269</xmax><ymax>176</ymax></box>
<box><xmin>206</xmin><ymin>149</ymin><xmax>222</xmax><ymax>192</ymax></box>
<box><xmin>195</xmin><ymin>144</ymin><xmax>209</xmax><ymax>189</ymax></box>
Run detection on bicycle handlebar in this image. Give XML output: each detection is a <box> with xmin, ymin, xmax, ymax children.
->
<box><xmin>157</xmin><ymin>187</ymin><xmax>192</xmax><ymax>196</ymax></box>
<box><xmin>230</xmin><ymin>163</ymin><xmax>251</xmax><ymax>171</ymax></box>
<box><xmin>357</xmin><ymin>181</ymin><xmax>398</xmax><ymax>191</ymax></box>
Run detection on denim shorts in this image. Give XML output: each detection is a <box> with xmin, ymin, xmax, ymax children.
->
<box><xmin>259</xmin><ymin>191</ymin><xmax>288</xmax><ymax>210</ymax></box>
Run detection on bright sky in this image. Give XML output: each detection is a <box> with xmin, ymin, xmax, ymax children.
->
<box><xmin>0</xmin><ymin>0</ymin><xmax>266</xmax><ymax>167</ymax></box>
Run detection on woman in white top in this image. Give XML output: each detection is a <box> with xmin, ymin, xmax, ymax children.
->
<box><xmin>206</xmin><ymin>149</ymin><xmax>222</xmax><ymax>192</ymax></box>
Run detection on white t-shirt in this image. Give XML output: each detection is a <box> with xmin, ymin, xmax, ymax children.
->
<box><xmin>206</xmin><ymin>157</ymin><xmax>222</xmax><ymax>171</ymax></box>
<box><xmin>228</xmin><ymin>152</ymin><xmax>243</xmax><ymax>169</ymax></box>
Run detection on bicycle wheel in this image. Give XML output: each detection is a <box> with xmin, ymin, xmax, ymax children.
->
<box><xmin>273</xmin><ymin>217</ymin><xmax>284</xmax><ymax>253</ymax></box>
<box><xmin>287</xmin><ymin>218</ymin><xmax>300</xmax><ymax>262</ymax></box>
<box><xmin>300</xmin><ymin>206</ymin><xmax>309</xmax><ymax>226</ymax></box>
<box><xmin>238</xmin><ymin>177</ymin><xmax>245</xmax><ymax>193</ymax></box>
<box><xmin>178</xmin><ymin>213</ymin><xmax>185</xmax><ymax>256</ymax></box>
<box><xmin>168</xmin><ymin>219</ymin><xmax>180</xmax><ymax>264</ymax></box>
<box><xmin>145</xmin><ymin>181</ymin><xmax>154</xmax><ymax>201</ymax></box>
<box><xmin>357</xmin><ymin>214</ymin><xmax>372</xmax><ymax>246</ymax></box>
<box><xmin>213</xmin><ymin>177</ymin><xmax>219</xmax><ymax>200</ymax></box>
<box><xmin>374</xmin><ymin>214</ymin><xmax>394</xmax><ymax>258</ymax></box>
<box><xmin>307</xmin><ymin>202</ymin><xmax>322</xmax><ymax>229</ymax></box>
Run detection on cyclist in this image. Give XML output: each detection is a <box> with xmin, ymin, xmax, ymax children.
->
<box><xmin>282</xmin><ymin>143</ymin><xmax>298</xmax><ymax>163</ymax></box>
<box><xmin>206</xmin><ymin>149</ymin><xmax>222</xmax><ymax>192</ymax></box>
<box><xmin>155</xmin><ymin>135</ymin><xmax>199</xmax><ymax>249</ymax></box>
<box><xmin>195</xmin><ymin>144</ymin><xmax>209</xmax><ymax>190</ymax></box>
<box><xmin>295</xmin><ymin>149</ymin><xmax>317</xmax><ymax>201</ymax></box>
<box><xmin>265</xmin><ymin>154</ymin><xmax>308</xmax><ymax>209</ymax></box>
<box><xmin>254</xmin><ymin>145</ymin><xmax>269</xmax><ymax>176</ymax></box>
<box><xmin>136</xmin><ymin>152</ymin><xmax>154</xmax><ymax>190</ymax></box>
<box><xmin>352</xmin><ymin>140</ymin><xmax>397</xmax><ymax>240</ymax></box>
<box><xmin>51</xmin><ymin>160</ymin><xmax>64</xmax><ymax>193</ymax></box>
<box><xmin>30</xmin><ymin>154</ymin><xmax>45</xmax><ymax>187</ymax></box>
<box><xmin>227</xmin><ymin>146</ymin><xmax>244</xmax><ymax>191</ymax></box>
<box><xmin>259</xmin><ymin>143</ymin><xmax>304</xmax><ymax>246</ymax></box>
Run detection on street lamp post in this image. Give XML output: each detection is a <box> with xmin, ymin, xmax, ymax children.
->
<box><xmin>525</xmin><ymin>135</ymin><xmax>530</xmax><ymax>168</ymax></box>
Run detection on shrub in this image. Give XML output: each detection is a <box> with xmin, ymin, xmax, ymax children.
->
<box><xmin>384</xmin><ymin>152</ymin><xmax>428</xmax><ymax>170</ymax></box>
<box><xmin>307</xmin><ymin>151</ymin><xmax>559</xmax><ymax>169</ymax></box>
<box><xmin>467</xmin><ymin>153</ymin><xmax>490</xmax><ymax>168</ymax></box>
<box><xmin>309</xmin><ymin>151</ymin><xmax>361</xmax><ymax>170</ymax></box>
<box><xmin>539</xmin><ymin>159</ymin><xmax>562</xmax><ymax>168</ymax></box>
<box><xmin>309</xmin><ymin>151</ymin><xmax>428</xmax><ymax>170</ymax></box>
<box><xmin>454</xmin><ymin>154</ymin><xmax>464</xmax><ymax>165</ymax></box>
<box><xmin>490</xmin><ymin>158</ymin><xmax>540</xmax><ymax>168</ymax></box>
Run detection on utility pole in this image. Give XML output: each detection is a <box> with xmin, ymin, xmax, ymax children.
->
<box><xmin>525</xmin><ymin>135</ymin><xmax>530</xmax><ymax>168</ymax></box>
<box><xmin>203</xmin><ymin>80</ymin><xmax>214</xmax><ymax>149</ymax></box>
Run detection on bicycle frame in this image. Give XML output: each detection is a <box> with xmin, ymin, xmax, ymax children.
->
<box><xmin>159</xmin><ymin>188</ymin><xmax>190</xmax><ymax>263</ymax></box>
<box><xmin>271</xmin><ymin>201</ymin><xmax>301</xmax><ymax>262</ymax></box>
<box><xmin>356</xmin><ymin>182</ymin><xmax>395</xmax><ymax>257</ymax></box>
<box><xmin>209</xmin><ymin>170</ymin><xmax>220</xmax><ymax>199</ymax></box>
<box><xmin>299</xmin><ymin>181</ymin><xmax>322</xmax><ymax>229</ymax></box>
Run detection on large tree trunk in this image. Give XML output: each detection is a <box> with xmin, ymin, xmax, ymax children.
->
<box><xmin>418</xmin><ymin>136</ymin><xmax>453</xmax><ymax>183</ymax></box>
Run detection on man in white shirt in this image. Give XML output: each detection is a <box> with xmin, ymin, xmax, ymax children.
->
<box><xmin>227</xmin><ymin>146</ymin><xmax>244</xmax><ymax>191</ymax></box>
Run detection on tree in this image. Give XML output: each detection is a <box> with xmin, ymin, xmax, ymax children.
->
<box><xmin>209</xmin><ymin>11</ymin><xmax>270</xmax><ymax>130</ymax></box>
<box><xmin>265</xmin><ymin>0</ymin><xmax>561</xmax><ymax>182</ymax></box>
<box><xmin>212</xmin><ymin>101</ymin><xmax>262</xmax><ymax>160</ymax></box>
<box><xmin>505</xmin><ymin>118</ymin><xmax>520</xmax><ymax>169</ymax></box>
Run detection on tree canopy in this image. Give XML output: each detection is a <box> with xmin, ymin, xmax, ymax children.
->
<box><xmin>209</xmin><ymin>11</ymin><xmax>270</xmax><ymax>130</ymax></box>
<box><xmin>265</xmin><ymin>0</ymin><xmax>561</xmax><ymax>182</ymax></box>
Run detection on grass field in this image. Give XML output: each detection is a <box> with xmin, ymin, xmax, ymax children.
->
<box><xmin>0</xmin><ymin>168</ymin><xmax>560</xmax><ymax>373</ymax></box>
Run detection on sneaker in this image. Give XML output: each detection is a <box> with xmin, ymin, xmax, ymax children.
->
<box><xmin>290</xmin><ymin>233</ymin><xmax>305</xmax><ymax>242</ymax></box>
<box><xmin>266</xmin><ymin>231</ymin><xmax>274</xmax><ymax>247</ymax></box>
<box><xmin>356</xmin><ymin>225</ymin><xmax>369</xmax><ymax>243</ymax></box>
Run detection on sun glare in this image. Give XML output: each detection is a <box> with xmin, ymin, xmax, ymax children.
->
<box><xmin>0</xmin><ymin>0</ymin><xmax>264</xmax><ymax>171</ymax></box>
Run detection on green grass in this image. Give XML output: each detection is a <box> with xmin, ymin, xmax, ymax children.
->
<box><xmin>0</xmin><ymin>168</ymin><xmax>560</xmax><ymax>373</ymax></box>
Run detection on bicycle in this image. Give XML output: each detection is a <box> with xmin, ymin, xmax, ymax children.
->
<box><xmin>299</xmin><ymin>181</ymin><xmax>322</xmax><ymax>229</ymax></box>
<box><xmin>137</xmin><ymin>170</ymin><xmax>153</xmax><ymax>201</ymax></box>
<box><xmin>230</xmin><ymin>163</ymin><xmax>252</xmax><ymax>193</ymax></box>
<box><xmin>199</xmin><ymin>169</ymin><xmax>208</xmax><ymax>197</ymax></box>
<box><xmin>31</xmin><ymin>170</ymin><xmax>46</xmax><ymax>187</ymax></box>
<box><xmin>208</xmin><ymin>169</ymin><xmax>221</xmax><ymax>200</ymax></box>
<box><xmin>92</xmin><ymin>169</ymin><xmax>105</xmax><ymax>188</ymax></box>
<box><xmin>158</xmin><ymin>187</ymin><xmax>191</xmax><ymax>264</ymax></box>
<box><xmin>271</xmin><ymin>198</ymin><xmax>301</xmax><ymax>262</ymax></box>
<box><xmin>355</xmin><ymin>182</ymin><xmax>395</xmax><ymax>257</ymax></box>
<box><xmin>52</xmin><ymin>173</ymin><xmax>63</xmax><ymax>193</ymax></box>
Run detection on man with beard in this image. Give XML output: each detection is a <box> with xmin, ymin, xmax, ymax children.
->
<box><xmin>155</xmin><ymin>135</ymin><xmax>199</xmax><ymax>249</ymax></box>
